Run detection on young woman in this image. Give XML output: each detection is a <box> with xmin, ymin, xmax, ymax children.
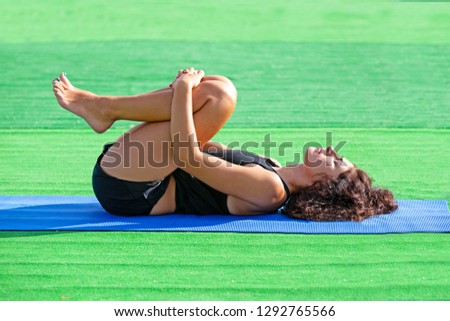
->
<box><xmin>52</xmin><ymin>68</ymin><xmax>398</xmax><ymax>221</ymax></box>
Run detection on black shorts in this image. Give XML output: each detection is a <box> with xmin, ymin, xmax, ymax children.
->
<box><xmin>92</xmin><ymin>143</ymin><xmax>171</xmax><ymax>216</ymax></box>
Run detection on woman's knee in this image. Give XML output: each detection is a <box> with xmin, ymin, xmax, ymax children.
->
<box><xmin>203</xmin><ymin>75</ymin><xmax>236</xmax><ymax>92</ymax></box>
<box><xmin>198</xmin><ymin>76</ymin><xmax>237</xmax><ymax>110</ymax></box>
<box><xmin>219</xmin><ymin>76</ymin><xmax>238</xmax><ymax>105</ymax></box>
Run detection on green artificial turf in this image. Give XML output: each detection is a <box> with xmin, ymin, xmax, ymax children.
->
<box><xmin>1</xmin><ymin>41</ymin><xmax>449</xmax><ymax>130</ymax></box>
<box><xmin>0</xmin><ymin>0</ymin><xmax>449</xmax><ymax>301</ymax></box>
<box><xmin>1</xmin><ymin>232</ymin><xmax>450</xmax><ymax>300</ymax></box>
<box><xmin>0</xmin><ymin>129</ymin><xmax>448</xmax><ymax>202</ymax></box>
<box><xmin>2</xmin><ymin>0</ymin><xmax>450</xmax><ymax>45</ymax></box>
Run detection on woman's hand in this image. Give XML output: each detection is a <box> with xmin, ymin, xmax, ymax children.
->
<box><xmin>169</xmin><ymin>67</ymin><xmax>204</xmax><ymax>89</ymax></box>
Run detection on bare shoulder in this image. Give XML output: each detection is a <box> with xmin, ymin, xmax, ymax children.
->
<box><xmin>227</xmin><ymin>170</ymin><xmax>287</xmax><ymax>215</ymax></box>
<box><xmin>227</xmin><ymin>194</ymin><xmax>284</xmax><ymax>215</ymax></box>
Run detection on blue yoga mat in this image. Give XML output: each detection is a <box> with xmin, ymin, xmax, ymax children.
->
<box><xmin>0</xmin><ymin>196</ymin><xmax>448</xmax><ymax>234</ymax></box>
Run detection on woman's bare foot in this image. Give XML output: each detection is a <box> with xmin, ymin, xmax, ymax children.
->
<box><xmin>52</xmin><ymin>73</ymin><xmax>114</xmax><ymax>133</ymax></box>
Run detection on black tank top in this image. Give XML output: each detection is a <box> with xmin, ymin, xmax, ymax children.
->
<box><xmin>172</xmin><ymin>149</ymin><xmax>291</xmax><ymax>214</ymax></box>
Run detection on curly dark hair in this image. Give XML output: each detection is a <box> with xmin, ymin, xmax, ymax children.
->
<box><xmin>284</xmin><ymin>167</ymin><xmax>398</xmax><ymax>221</ymax></box>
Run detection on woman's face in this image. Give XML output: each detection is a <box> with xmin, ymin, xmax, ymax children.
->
<box><xmin>304</xmin><ymin>146</ymin><xmax>355</xmax><ymax>180</ymax></box>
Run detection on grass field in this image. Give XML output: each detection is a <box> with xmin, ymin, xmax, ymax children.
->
<box><xmin>0</xmin><ymin>0</ymin><xmax>449</xmax><ymax>301</ymax></box>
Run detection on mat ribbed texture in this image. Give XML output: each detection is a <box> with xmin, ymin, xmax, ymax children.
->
<box><xmin>0</xmin><ymin>196</ymin><xmax>448</xmax><ymax>234</ymax></box>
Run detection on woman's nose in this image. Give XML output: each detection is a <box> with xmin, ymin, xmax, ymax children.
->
<box><xmin>325</xmin><ymin>146</ymin><xmax>334</xmax><ymax>156</ymax></box>
<box><xmin>326</xmin><ymin>146</ymin><xmax>341</xmax><ymax>160</ymax></box>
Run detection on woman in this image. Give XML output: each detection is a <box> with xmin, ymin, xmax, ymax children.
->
<box><xmin>52</xmin><ymin>68</ymin><xmax>398</xmax><ymax>221</ymax></box>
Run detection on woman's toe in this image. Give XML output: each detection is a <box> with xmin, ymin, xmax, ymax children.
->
<box><xmin>60</xmin><ymin>72</ymin><xmax>74</xmax><ymax>88</ymax></box>
<box><xmin>59</xmin><ymin>81</ymin><xmax>69</xmax><ymax>90</ymax></box>
<box><xmin>54</xmin><ymin>82</ymin><xmax>65</xmax><ymax>92</ymax></box>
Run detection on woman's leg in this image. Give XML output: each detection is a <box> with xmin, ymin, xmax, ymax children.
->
<box><xmin>53</xmin><ymin>73</ymin><xmax>237</xmax><ymax>133</ymax></box>
<box><xmin>100</xmin><ymin>80</ymin><xmax>237</xmax><ymax>182</ymax></box>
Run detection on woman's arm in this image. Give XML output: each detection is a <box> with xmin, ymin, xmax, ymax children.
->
<box><xmin>201</xmin><ymin>141</ymin><xmax>229</xmax><ymax>152</ymax></box>
<box><xmin>170</xmin><ymin>68</ymin><xmax>285</xmax><ymax>210</ymax></box>
<box><xmin>170</xmin><ymin>76</ymin><xmax>198</xmax><ymax>163</ymax></box>
<box><xmin>204</xmin><ymin>142</ymin><xmax>282</xmax><ymax>168</ymax></box>
<box><xmin>202</xmin><ymin>142</ymin><xmax>281</xmax><ymax>168</ymax></box>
